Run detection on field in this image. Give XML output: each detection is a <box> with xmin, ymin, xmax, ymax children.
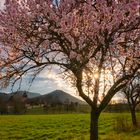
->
<box><xmin>0</xmin><ymin>113</ymin><xmax>140</xmax><ymax>140</ymax></box>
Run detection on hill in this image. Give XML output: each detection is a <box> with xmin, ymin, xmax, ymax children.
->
<box><xmin>28</xmin><ymin>90</ymin><xmax>85</xmax><ymax>105</ymax></box>
<box><xmin>0</xmin><ymin>91</ymin><xmax>41</xmax><ymax>102</ymax></box>
<box><xmin>13</xmin><ymin>91</ymin><xmax>41</xmax><ymax>99</ymax></box>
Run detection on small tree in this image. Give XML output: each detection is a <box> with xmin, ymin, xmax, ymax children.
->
<box><xmin>0</xmin><ymin>97</ymin><xmax>8</xmax><ymax>114</ymax></box>
<box><xmin>0</xmin><ymin>0</ymin><xmax>139</xmax><ymax>140</ymax></box>
<box><xmin>122</xmin><ymin>73</ymin><xmax>140</xmax><ymax>127</ymax></box>
<box><xmin>8</xmin><ymin>92</ymin><xmax>27</xmax><ymax>114</ymax></box>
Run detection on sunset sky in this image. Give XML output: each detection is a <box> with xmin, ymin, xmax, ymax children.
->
<box><xmin>0</xmin><ymin>65</ymin><xmax>76</xmax><ymax>95</ymax></box>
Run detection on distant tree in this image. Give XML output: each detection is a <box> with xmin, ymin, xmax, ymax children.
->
<box><xmin>0</xmin><ymin>1</ymin><xmax>139</xmax><ymax>140</ymax></box>
<box><xmin>9</xmin><ymin>92</ymin><xmax>27</xmax><ymax>114</ymax></box>
<box><xmin>122</xmin><ymin>73</ymin><xmax>140</xmax><ymax>127</ymax></box>
<box><xmin>0</xmin><ymin>98</ymin><xmax>7</xmax><ymax>114</ymax></box>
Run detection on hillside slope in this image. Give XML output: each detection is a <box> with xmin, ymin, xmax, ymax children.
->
<box><xmin>28</xmin><ymin>90</ymin><xmax>85</xmax><ymax>105</ymax></box>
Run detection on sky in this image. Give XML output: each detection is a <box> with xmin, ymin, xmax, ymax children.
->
<box><xmin>0</xmin><ymin>66</ymin><xmax>76</xmax><ymax>95</ymax></box>
<box><xmin>0</xmin><ymin>0</ymin><xmax>4</xmax><ymax>9</ymax></box>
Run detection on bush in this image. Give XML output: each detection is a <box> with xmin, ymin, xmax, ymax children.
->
<box><xmin>114</xmin><ymin>115</ymin><xmax>131</xmax><ymax>132</ymax></box>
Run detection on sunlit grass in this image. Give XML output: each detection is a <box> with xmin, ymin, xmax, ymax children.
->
<box><xmin>0</xmin><ymin>113</ymin><xmax>140</xmax><ymax>140</ymax></box>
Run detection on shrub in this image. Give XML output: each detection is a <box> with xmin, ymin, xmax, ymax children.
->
<box><xmin>114</xmin><ymin>115</ymin><xmax>131</xmax><ymax>132</ymax></box>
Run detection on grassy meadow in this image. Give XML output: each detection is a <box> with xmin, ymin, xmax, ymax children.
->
<box><xmin>0</xmin><ymin>113</ymin><xmax>140</xmax><ymax>140</ymax></box>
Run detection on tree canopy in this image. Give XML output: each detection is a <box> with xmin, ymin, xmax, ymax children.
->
<box><xmin>0</xmin><ymin>0</ymin><xmax>139</xmax><ymax>104</ymax></box>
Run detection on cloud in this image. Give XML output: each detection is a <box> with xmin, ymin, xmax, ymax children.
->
<box><xmin>0</xmin><ymin>0</ymin><xmax>5</xmax><ymax>9</ymax></box>
<box><xmin>0</xmin><ymin>67</ymin><xmax>77</xmax><ymax>97</ymax></box>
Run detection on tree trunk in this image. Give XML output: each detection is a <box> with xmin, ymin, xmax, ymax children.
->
<box><xmin>130</xmin><ymin>108</ymin><xmax>137</xmax><ymax>127</ymax></box>
<box><xmin>90</xmin><ymin>109</ymin><xmax>99</xmax><ymax>140</ymax></box>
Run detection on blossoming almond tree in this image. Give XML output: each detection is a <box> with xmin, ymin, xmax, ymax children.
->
<box><xmin>0</xmin><ymin>0</ymin><xmax>139</xmax><ymax>140</ymax></box>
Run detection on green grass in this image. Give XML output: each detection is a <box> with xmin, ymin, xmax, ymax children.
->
<box><xmin>0</xmin><ymin>113</ymin><xmax>140</xmax><ymax>140</ymax></box>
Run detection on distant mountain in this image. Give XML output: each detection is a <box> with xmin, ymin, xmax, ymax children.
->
<box><xmin>10</xmin><ymin>91</ymin><xmax>41</xmax><ymax>99</ymax></box>
<box><xmin>0</xmin><ymin>91</ymin><xmax>41</xmax><ymax>100</ymax></box>
<box><xmin>1</xmin><ymin>90</ymin><xmax>86</xmax><ymax>105</ymax></box>
<box><xmin>26</xmin><ymin>91</ymin><xmax>41</xmax><ymax>98</ymax></box>
<box><xmin>28</xmin><ymin>90</ymin><xmax>86</xmax><ymax>105</ymax></box>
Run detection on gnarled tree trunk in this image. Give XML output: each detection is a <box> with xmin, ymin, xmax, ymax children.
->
<box><xmin>130</xmin><ymin>107</ymin><xmax>137</xmax><ymax>127</ymax></box>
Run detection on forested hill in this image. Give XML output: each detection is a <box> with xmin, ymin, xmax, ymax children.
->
<box><xmin>28</xmin><ymin>90</ymin><xmax>86</xmax><ymax>105</ymax></box>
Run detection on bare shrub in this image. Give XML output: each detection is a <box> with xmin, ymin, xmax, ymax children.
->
<box><xmin>114</xmin><ymin>116</ymin><xmax>131</xmax><ymax>132</ymax></box>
